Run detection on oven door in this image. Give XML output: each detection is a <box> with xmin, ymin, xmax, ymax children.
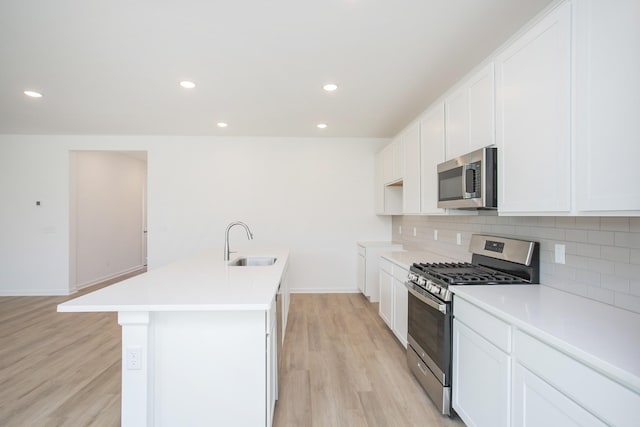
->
<box><xmin>406</xmin><ymin>282</ymin><xmax>452</xmax><ymax>415</ymax></box>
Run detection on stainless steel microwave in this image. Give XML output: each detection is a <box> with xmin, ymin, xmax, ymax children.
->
<box><xmin>437</xmin><ymin>147</ymin><xmax>497</xmax><ymax>209</ymax></box>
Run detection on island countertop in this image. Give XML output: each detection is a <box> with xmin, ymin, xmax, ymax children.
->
<box><xmin>58</xmin><ymin>248</ymin><xmax>289</xmax><ymax>313</ymax></box>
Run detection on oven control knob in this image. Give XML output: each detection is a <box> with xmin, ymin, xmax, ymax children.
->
<box><xmin>417</xmin><ymin>277</ymin><xmax>426</xmax><ymax>286</ymax></box>
<box><xmin>408</xmin><ymin>273</ymin><xmax>417</xmax><ymax>281</ymax></box>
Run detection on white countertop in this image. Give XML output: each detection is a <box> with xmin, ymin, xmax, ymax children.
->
<box><xmin>357</xmin><ymin>241</ymin><xmax>402</xmax><ymax>248</ymax></box>
<box><xmin>58</xmin><ymin>248</ymin><xmax>289</xmax><ymax>313</ymax></box>
<box><xmin>451</xmin><ymin>285</ymin><xmax>640</xmax><ymax>393</ymax></box>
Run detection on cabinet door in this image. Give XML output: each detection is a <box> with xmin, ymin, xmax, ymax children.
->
<box><xmin>574</xmin><ymin>0</ymin><xmax>640</xmax><ymax>213</ymax></box>
<box><xmin>378</xmin><ymin>270</ymin><xmax>393</xmax><ymax>328</ymax></box>
<box><xmin>453</xmin><ymin>319</ymin><xmax>510</xmax><ymax>427</ymax></box>
<box><xmin>391</xmin><ymin>137</ymin><xmax>404</xmax><ymax>182</ymax></box>
<box><xmin>282</xmin><ymin>267</ymin><xmax>289</xmax><ymax>345</ymax></box>
<box><xmin>402</xmin><ymin>123</ymin><xmax>421</xmax><ymax>213</ymax></box>
<box><xmin>468</xmin><ymin>64</ymin><xmax>495</xmax><ymax>152</ymax></box>
<box><xmin>445</xmin><ymin>87</ymin><xmax>469</xmax><ymax>159</ymax></box>
<box><xmin>382</xmin><ymin>144</ymin><xmax>394</xmax><ymax>184</ymax></box>
<box><xmin>420</xmin><ymin>105</ymin><xmax>447</xmax><ymax>215</ymax></box>
<box><xmin>495</xmin><ymin>2</ymin><xmax>571</xmax><ymax>214</ymax></box>
<box><xmin>374</xmin><ymin>151</ymin><xmax>385</xmax><ymax>214</ymax></box>
<box><xmin>391</xmin><ymin>277</ymin><xmax>408</xmax><ymax>347</ymax></box>
<box><xmin>445</xmin><ymin>65</ymin><xmax>495</xmax><ymax>160</ymax></box>
<box><xmin>357</xmin><ymin>254</ymin><xmax>366</xmax><ymax>295</ymax></box>
<box><xmin>266</xmin><ymin>302</ymin><xmax>278</xmax><ymax>427</ymax></box>
<box><xmin>512</xmin><ymin>363</ymin><xmax>606</xmax><ymax>427</ymax></box>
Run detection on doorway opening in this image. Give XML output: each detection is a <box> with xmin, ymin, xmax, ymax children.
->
<box><xmin>69</xmin><ymin>150</ymin><xmax>148</xmax><ymax>293</ymax></box>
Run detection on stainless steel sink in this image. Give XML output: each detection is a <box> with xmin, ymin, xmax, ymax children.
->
<box><xmin>228</xmin><ymin>256</ymin><xmax>277</xmax><ymax>267</ymax></box>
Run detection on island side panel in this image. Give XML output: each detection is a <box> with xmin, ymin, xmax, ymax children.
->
<box><xmin>118</xmin><ymin>311</ymin><xmax>152</xmax><ymax>427</ymax></box>
<box><xmin>150</xmin><ymin>310</ymin><xmax>267</xmax><ymax>426</ymax></box>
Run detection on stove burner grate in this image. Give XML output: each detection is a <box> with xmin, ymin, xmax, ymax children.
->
<box><xmin>410</xmin><ymin>262</ymin><xmax>529</xmax><ymax>286</ymax></box>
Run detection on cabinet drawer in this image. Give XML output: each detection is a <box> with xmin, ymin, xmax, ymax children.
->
<box><xmin>392</xmin><ymin>265</ymin><xmax>408</xmax><ymax>283</ymax></box>
<box><xmin>514</xmin><ymin>330</ymin><xmax>640</xmax><ymax>427</ymax></box>
<box><xmin>454</xmin><ymin>297</ymin><xmax>511</xmax><ymax>353</ymax></box>
<box><xmin>379</xmin><ymin>258</ymin><xmax>393</xmax><ymax>274</ymax></box>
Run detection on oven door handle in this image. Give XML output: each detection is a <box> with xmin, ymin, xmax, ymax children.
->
<box><xmin>405</xmin><ymin>282</ymin><xmax>447</xmax><ymax>314</ymax></box>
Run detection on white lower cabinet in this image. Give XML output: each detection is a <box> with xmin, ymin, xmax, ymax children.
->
<box><xmin>378</xmin><ymin>257</ymin><xmax>408</xmax><ymax>347</ymax></box>
<box><xmin>266</xmin><ymin>297</ymin><xmax>278</xmax><ymax>427</ymax></box>
<box><xmin>379</xmin><ymin>262</ymin><xmax>393</xmax><ymax>328</ymax></box>
<box><xmin>453</xmin><ymin>319</ymin><xmax>510</xmax><ymax>427</ymax></box>
<box><xmin>454</xmin><ymin>296</ymin><xmax>640</xmax><ymax>427</ymax></box>
<box><xmin>391</xmin><ymin>270</ymin><xmax>408</xmax><ymax>347</ymax></box>
<box><xmin>358</xmin><ymin>242</ymin><xmax>402</xmax><ymax>303</ymax></box>
<box><xmin>514</xmin><ymin>330</ymin><xmax>640</xmax><ymax>427</ymax></box>
<box><xmin>512</xmin><ymin>363</ymin><xmax>606</xmax><ymax>427</ymax></box>
<box><xmin>357</xmin><ymin>249</ymin><xmax>366</xmax><ymax>294</ymax></box>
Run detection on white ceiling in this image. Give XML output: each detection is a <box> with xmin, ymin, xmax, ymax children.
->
<box><xmin>0</xmin><ymin>0</ymin><xmax>553</xmax><ymax>138</ymax></box>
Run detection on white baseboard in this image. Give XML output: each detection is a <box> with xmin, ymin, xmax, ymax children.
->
<box><xmin>72</xmin><ymin>265</ymin><xmax>146</xmax><ymax>293</ymax></box>
<box><xmin>290</xmin><ymin>288</ymin><xmax>361</xmax><ymax>294</ymax></box>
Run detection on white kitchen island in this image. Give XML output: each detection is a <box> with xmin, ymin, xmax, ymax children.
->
<box><xmin>58</xmin><ymin>248</ymin><xmax>290</xmax><ymax>427</ymax></box>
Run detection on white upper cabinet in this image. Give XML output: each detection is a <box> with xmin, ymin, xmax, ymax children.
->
<box><xmin>445</xmin><ymin>64</ymin><xmax>495</xmax><ymax>159</ymax></box>
<box><xmin>382</xmin><ymin>136</ymin><xmax>404</xmax><ymax>185</ymax></box>
<box><xmin>374</xmin><ymin>151</ymin><xmax>385</xmax><ymax>215</ymax></box>
<box><xmin>375</xmin><ymin>139</ymin><xmax>404</xmax><ymax>215</ymax></box>
<box><xmin>574</xmin><ymin>0</ymin><xmax>640</xmax><ymax>214</ymax></box>
<box><xmin>377</xmin><ymin>0</ymin><xmax>639</xmax><ymax>217</ymax></box>
<box><xmin>381</xmin><ymin>144</ymin><xmax>394</xmax><ymax>185</ymax></box>
<box><xmin>495</xmin><ymin>2</ymin><xmax>572</xmax><ymax>215</ymax></box>
<box><xmin>420</xmin><ymin>104</ymin><xmax>447</xmax><ymax>215</ymax></box>
<box><xmin>402</xmin><ymin>123</ymin><xmax>421</xmax><ymax>214</ymax></box>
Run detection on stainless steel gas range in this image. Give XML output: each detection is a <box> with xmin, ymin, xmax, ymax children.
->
<box><xmin>405</xmin><ymin>235</ymin><xmax>539</xmax><ymax>416</ymax></box>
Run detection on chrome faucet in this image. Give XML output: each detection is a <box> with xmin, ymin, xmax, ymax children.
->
<box><xmin>224</xmin><ymin>221</ymin><xmax>254</xmax><ymax>261</ymax></box>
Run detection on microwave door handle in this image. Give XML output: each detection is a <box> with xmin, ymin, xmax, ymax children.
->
<box><xmin>463</xmin><ymin>163</ymin><xmax>479</xmax><ymax>199</ymax></box>
<box><xmin>462</xmin><ymin>163</ymin><xmax>472</xmax><ymax>199</ymax></box>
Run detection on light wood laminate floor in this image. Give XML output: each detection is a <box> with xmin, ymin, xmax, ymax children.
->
<box><xmin>274</xmin><ymin>293</ymin><xmax>465</xmax><ymax>427</ymax></box>
<box><xmin>1</xmin><ymin>285</ymin><xmax>465</xmax><ymax>426</ymax></box>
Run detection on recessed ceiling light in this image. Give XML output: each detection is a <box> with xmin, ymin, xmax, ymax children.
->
<box><xmin>317</xmin><ymin>123</ymin><xmax>328</xmax><ymax>129</ymax></box>
<box><xmin>323</xmin><ymin>83</ymin><xmax>338</xmax><ymax>92</ymax></box>
<box><xmin>180</xmin><ymin>81</ymin><xmax>196</xmax><ymax>89</ymax></box>
<box><xmin>217</xmin><ymin>122</ymin><xmax>228</xmax><ymax>128</ymax></box>
<box><xmin>24</xmin><ymin>90</ymin><xmax>43</xmax><ymax>98</ymax></box>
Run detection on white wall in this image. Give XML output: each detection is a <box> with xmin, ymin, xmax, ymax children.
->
<box><xmin>0</xmin><ymin>135</ymin><xmax>390</xmax><ymax>295</ymax></box>
<box><xmin>71</xmin><ymin>151</ymin><xmax>146</xmax><ymax>290</ymax></box>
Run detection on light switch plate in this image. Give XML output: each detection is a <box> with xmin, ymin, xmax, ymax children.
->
<box><xmin>434</xmin><ymin>230</ymin><xmax>438</xmax><ymax>241</ymax></box>
<box><xmin>456</xmin><ymin>233</ymin><xmax>462</xmax><ymax>245</ymax></box>
<box><xmin>413</xmin><ymin>227</ymin><xmax>417</xmax><ymax>237</ymax></box>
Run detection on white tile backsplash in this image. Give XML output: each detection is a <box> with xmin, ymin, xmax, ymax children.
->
<box><xmin>393</xmin><ymin>215</ymin><xmax>640</xmax><ymax>314</ymax></box>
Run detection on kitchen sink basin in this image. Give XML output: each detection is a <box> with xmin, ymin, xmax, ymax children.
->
<box><xmin>228</xmin><ymin>256</ymin><xmax>277</xmax><ymax>267</ymax></box>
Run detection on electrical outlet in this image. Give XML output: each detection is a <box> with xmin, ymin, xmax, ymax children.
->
<box><xmin>399</xmin><ymin>226</ymin><xmax>402</xmax><ymax>235</ymax></box>
<box><xmin>456</xmin><ymin>233</ymin><xmax>462</xmax><ymax>246</ymax></box>
<box><xmin>555</xmin><ymin>244</ymin><xmax>566</xmax><ymax>264</ymax></box>
<box><xmin>413</xmin><ymin>227</ymin><xmax>417</xmax><ymax>237</ymax></box>
<box><xmin>434</xmin><ymin>230</ymin><xmax>438</xmax><ymax>241</ymax></box>
<box><xmin>126</xmin><ymin>347</ymin><xmax>142</xmax><ymax>370</ymax></box>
